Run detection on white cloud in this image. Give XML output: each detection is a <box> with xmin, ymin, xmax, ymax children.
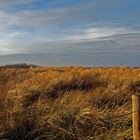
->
<box><xmin>0</xmin><ymin>8</ymin><xmax>68</xmax><ymax>30</ymax></box>
<box><xmin>0</xmin><ymin>0</ymin><xmax>140</xmax><ymax>55</ymax></box>
<box><xmin>0</xmin><ymin>0</ymin><xmax>36</xmax><ymax>8</ymax></box>
<box><xmin>0</xmin><ymin>25</ymin><xmax>140</xmax><ymax>55</ymax></box>
<box><xmin>52</xmin><ymin>27</ymin><xmax>140</xmax><ymax>43</ymax></box>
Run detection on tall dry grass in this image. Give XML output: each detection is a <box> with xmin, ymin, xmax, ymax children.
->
<box><xmin>0</xmin><ymin>73</ymin><xmax>9</xmax><ymax>129</ymax></box>
<box><xmin>0</xmin><ymin>66</ymin><xmax>139</xmax><ymax>139</ymax></box>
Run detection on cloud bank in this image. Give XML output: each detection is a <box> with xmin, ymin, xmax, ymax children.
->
<box><xmin>0</xmin><ymin>0</ymin><xmax>140</xmax><ymax>66</ymax></box>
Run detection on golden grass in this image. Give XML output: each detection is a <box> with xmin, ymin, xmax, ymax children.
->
<box><xmin>0</xmin><ymin>66</ymin><xmax>139</xmax><ymax>139</ymax></box>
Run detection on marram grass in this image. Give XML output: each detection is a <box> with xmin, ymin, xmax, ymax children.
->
<box><xmin>0</xmin><ymin>66</ymin><xmax>139</xmax><ymax>140</ymax></box>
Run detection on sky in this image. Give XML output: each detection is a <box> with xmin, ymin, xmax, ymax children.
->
<box><xmin>0</xmin><ymin>0</ymin><xmax>140</xmax><ymax>66</ymax></box>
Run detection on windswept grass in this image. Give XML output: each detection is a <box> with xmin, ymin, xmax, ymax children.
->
<box><xmin>0</xmin><ymin>66</ymin><xmax>139</xmax><ymax>139</ymax></box>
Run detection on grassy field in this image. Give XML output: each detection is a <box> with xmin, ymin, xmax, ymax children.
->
<box><xmin>0</xmin><ymin>66</ymin><xmax>140</xmax><ymax>140</ymax></box>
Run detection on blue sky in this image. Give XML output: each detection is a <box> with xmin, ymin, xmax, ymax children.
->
<box><xmin>0</xmin><ymin>0</ymin><xmax>140</xmax><ymax>66</ymax></box>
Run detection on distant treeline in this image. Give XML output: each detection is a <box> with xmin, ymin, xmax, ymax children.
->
<box><xmin>1</xmin><ymin>63</ymin><xmax>38</xmax><ymax>68</ymax></box>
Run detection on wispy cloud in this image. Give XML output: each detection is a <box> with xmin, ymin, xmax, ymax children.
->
<box><xmin>0</xmin><ymin>0</ymin><xmax>37</xmax><ymax>8</ymax></box>
<box><xmin>0</xmin><ymin>0</ymin><xmax>140</xmax><ymax>66</ymax></box>
<box><xmin>1</xmin><ymin>27</ymin><xmax>140</xmax><ymax>55</ymax></box>
<box><xmin>61</xmin><ymin>27</ymin><xmax>133</xmax><ymax>42</ymax></box>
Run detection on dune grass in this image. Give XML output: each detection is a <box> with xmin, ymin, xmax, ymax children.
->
<box><xmin>0</xmin><ymin>66</ymin><xmax>139</xmax><ymax>139</ymax></box>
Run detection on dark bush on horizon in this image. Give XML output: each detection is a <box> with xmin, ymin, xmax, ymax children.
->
<box><xmin>1</xmin><ymin>63</ymin><xmax>38</xmax><ymax>69</ymax></box>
